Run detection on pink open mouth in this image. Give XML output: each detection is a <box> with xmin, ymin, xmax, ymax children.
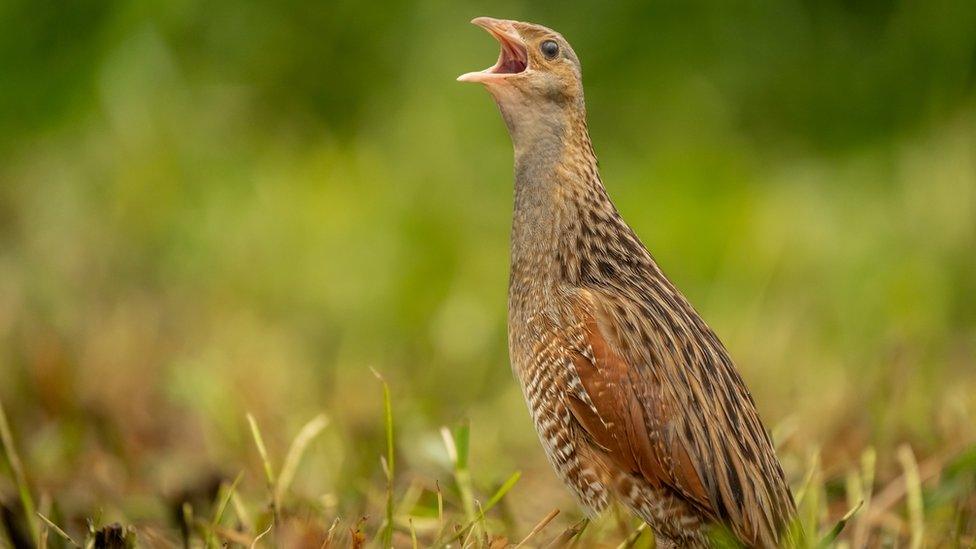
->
<box><xmin>458</xmin><ymin>17</ymin><xmax>528</xmax><ymax>83</ymax></box>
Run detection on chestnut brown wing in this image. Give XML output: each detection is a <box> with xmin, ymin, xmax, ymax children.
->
<box><xmin>564</xmin><ymin>301</ymin><xmax>714</xmax><ymax>515</ymax></box>
<box><xmin>564</xmin><ymin>289</ymin><xmax>795</xmax><ymax>547</ymax></box>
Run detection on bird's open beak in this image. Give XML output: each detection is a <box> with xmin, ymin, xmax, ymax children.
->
<box><xmin>457</xmin><ymin>17</ymin><xmax>528</xmax><ymax>84</ymax></box>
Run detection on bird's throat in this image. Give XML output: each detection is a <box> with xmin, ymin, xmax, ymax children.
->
<box><xmin>508</xmin><ymin>106</ymin><xmax>602</xmax><ymax>291</ymax></box>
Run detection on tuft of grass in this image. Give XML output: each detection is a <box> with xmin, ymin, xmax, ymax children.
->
<box><xmin>244</xmin><ymin>411</ymin><xmax>331</xmax><ymax>545</ymax></box>
<box><xmin>2</xmin><ymin>369</ymin><xmax>973</xmax><ymax>547</ymax></box>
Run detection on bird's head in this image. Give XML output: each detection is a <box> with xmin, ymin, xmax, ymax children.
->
<box><xmin>459</xmin><ymin>18</ymin><xmax>585</xmax><ymax>145</ymax></box>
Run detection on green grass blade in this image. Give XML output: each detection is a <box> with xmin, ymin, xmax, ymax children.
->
<box><xmin>553</xmin><ymin>518</ymin><xmax>589</xmax><ymax>548</ymax></box>
<box><xmin>447</xmin><ymin>470</ymin><xmax>521</xmax><ymax>544</ymax></box>
<box><xmin>372</xmin><ymin>368</ymin><xmax>395</xmax><ymax>549</ymax></box>
<box><xmin>37</xmin><ymin>512</ymin><xmax>79</xmax><ymax>547</ymax></box>
<box><xmin>246</xmin><ymin>413</ymin><xmax>278</xmax><ymax>526</ymax></box>
<box><xmin>453</xmin><ymin>421</ymin><xmax>470</xmax><ymax>471</ymax></box>
<box><xmin>484</xmin><ymin>470</ymin><xmax>520</xmax><ymax>512</ymax></box>
<box><xmin>246</xmin><ymin>413</ymin><xmax>276</xmax><ymax>489</ymax></box>
<box><xmin>213</xmin><ymin>471</ymin><xmax>244</xmax><ymax>526</ymax></box>
<box><xmin>469</xmin><ymin>499</ymin><xmax>487</xmax><ymax>547</ymax></box>
<box><xmin>817</xmin><ymin>499</ymin><xmax>862</xmax><ymax>547</ymax></box>
<box><xmin>230</xmin><ymin>490</ymin><xmax>254</xmax><ymax>533</ymax></box>
<box><xmin>614</xmin><ymin>522</ymin><xmax>647</xmax><ymax>549</ymax></box>
<box><xmin>276</xmin><ymin>413</ymin><xmax>330</xmax><ymax>504</ymax></box>
<box><xmin>0</xmin><ymin>396</ymin><xmax>39</xmax><ymax>545</ymax></box>
<box><xmin>207</xmin><ymin>471</ymin><xmax>245</xmax><ymax>548</ymax></box>
<box><xmin>852</xmin><ymin>447</ymin><xmax>876</xmax><ymax>548</ymax></box>
<box><xmin>898</xmin><ymin>445</ymin><xmax>924</xmax><ymax>549</ymax></box>
<box><xmin>435</xmin><ymin>480</ymin><xmax>444</xmax><ymax>540</ymax></box>
<box><xmin>442</xmin><ymin>421</ymin><xmax>476</xmax><ymax>528</ymax></box>
<box><xmin>182</xmin><ymin>502</ymin><xmax>195</xmax><ymax>545</ymax></box>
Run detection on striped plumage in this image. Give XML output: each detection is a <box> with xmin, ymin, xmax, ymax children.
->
<box><xmin>460</xmin><ymin>18</ymin><xmax>798</xmax><ymax>547</ymax></box>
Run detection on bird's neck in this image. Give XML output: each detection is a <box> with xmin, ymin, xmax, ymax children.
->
<box><xmin>508</xmin><ymin>105</ymin><xmax>608</xmax><ymax>294</ymax></box>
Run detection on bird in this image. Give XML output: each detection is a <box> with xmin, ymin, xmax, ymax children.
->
<box><xmin>458</xmin><ymin>17</ymin><xmax>799</xmax><ymax>548</ymax></box>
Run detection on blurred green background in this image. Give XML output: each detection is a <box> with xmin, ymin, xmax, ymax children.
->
<box><xmin>1</xmin><ymin>0</ymin><xmax>975</xmax><ymax>545</ymax></box>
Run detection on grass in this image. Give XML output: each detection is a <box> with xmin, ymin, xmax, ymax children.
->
<box><xmin>0</xmin><ymin>373</ymin><xmax>973</xmax><ymax>547</ymax></box>
<box><xmin>374</xmin><ymin>368</ymin><xmax>396</xmax><ymax>548</ymax></box>
<box><xmin>0</xmin><ymin>397</ymin><xmax>39</xmax><ymax>546</ymax></box>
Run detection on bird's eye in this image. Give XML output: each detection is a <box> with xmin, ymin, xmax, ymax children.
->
<box><xmin>540</xmin><ymin>40</ymin><xmax>559</xmax><ymax>59</ymax></box>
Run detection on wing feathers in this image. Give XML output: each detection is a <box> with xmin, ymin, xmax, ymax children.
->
<box><xmin>564</xmin><ymin>288</ymin><xmax>795</xmax><ymax>547</ymax></box>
